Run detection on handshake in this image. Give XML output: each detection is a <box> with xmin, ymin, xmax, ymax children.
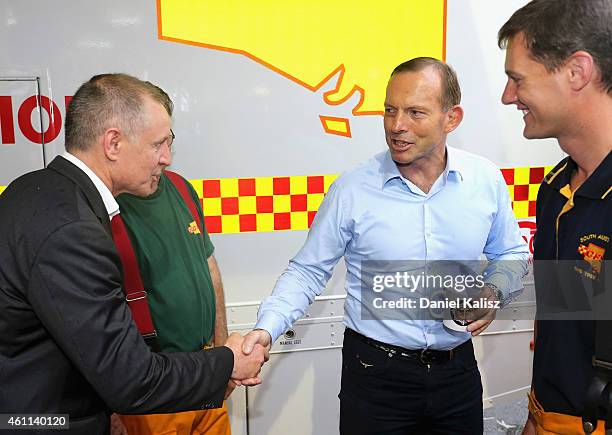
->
<box><xmin>222</xmin><ymin>329</ymin><xmax>273</xmax><ymax>398</ymax></box>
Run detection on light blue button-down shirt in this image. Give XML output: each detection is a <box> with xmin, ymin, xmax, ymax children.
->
<box><xmin>256</xmin><ymin>147</ymin><xmax>529</xmax><ymax>350</ymax></box>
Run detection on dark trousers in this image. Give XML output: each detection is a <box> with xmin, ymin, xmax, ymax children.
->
<box><xmin>339</xmin><ymin>329</ymin><xmax>483</xmax><ymax>435</ymax></box>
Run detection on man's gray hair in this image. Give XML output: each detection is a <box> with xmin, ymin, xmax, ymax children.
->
<box><xmin>64</xmin><ymin>73</ymin><xmax>173</xmax><ymax>152</ymax></box>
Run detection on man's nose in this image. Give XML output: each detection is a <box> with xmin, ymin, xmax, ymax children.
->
<box><xmin>501</xmin><ymin>79</ymin><xmax>517</xmax><ymax>105</ymax></box>
<box><xmin>159</xmin><ymin>143</ymin><xmax>172</xmax><ymax>166</ymax></box>
<box><xmin>390</xmin><ymin>112</ymin><xmax>408</xmax><ymax>133</ymax></box>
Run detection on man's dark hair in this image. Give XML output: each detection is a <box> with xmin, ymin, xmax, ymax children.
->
<box><xmin>391</xmin><ymin>57</ymin><xmax>461</xmax><ymax>111</ymax></box>
<box><xmin>65</xmin><ymin>73</ymin><xmax>173</xmax><ymax>152</ymax></box>
<box><xmin>498</xmin><ymin>0</ymin><xmax>612</xmax><ymax>93</ymax></box>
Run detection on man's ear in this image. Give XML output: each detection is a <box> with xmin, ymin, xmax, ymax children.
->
<box><xmin>444</xmin><ymin>105</ymin><xmax>464</xmax><ymax>133</ymax></box>
<box><xmin>102</xmin><ymin>128</ymin><xmax>121</xmax><ymax>161</ymax></box>
<box><xmin>566</xmin><ymin>50</ymin><xmax>594</xmax><ymax>92</ymax></box>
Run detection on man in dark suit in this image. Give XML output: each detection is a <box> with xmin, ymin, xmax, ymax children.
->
<box><xmin>0</xmin><ymin>74</ymin><xmax>265</xmax><ymax>434</ymax></box>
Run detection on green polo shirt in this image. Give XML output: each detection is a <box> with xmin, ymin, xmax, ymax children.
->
<box><xmin>117</xmin><ymin>172</ymin><xmax>215</xmax><ymax>352</ymax></box>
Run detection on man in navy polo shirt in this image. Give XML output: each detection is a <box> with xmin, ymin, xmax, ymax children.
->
<box><xmin>499</xmin><ymin>1</ymin><xmax>611</xmax><ymax>433</ymax></box>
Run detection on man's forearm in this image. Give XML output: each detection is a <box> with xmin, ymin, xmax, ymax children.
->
<box><xmin>208</xmin><ymin>255</ymin><xmax>228</xmax><ymax>345</ymax></box>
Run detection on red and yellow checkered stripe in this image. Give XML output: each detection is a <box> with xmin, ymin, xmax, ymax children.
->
<box><xmin>501</xmin><ymin>166</ymin><xmax>554</xmax><ymax>221</ymax></box>
<box><xmin>0</xmin><ymin>166</ymin><xmax>554</xmax><ymax>234</ymax></box>
<box><xmin>188</xmin><ymin>175</ymin><xmax>337</xmax><ymax>234</ymax></box>
<box><xmin>188</xmin><ymin>165</ymin><xmax>555</xmax><ymax>234</ymax></box>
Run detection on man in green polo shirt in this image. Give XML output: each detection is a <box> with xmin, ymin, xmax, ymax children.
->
<box><xmin>114</xmin><ymin>168</ymin><xmax>233</xmax><ymax>435</ymax></box>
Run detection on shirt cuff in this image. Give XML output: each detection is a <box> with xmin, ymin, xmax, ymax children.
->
<box><xmin>485</xmin><ymin>273</ymin><xmax>513</xmax><ymax>306</ymax></box>
<box><xmin>255</xmin><ymin>312</ymin><xmax>289</xmax><ymax>344</ymax></box>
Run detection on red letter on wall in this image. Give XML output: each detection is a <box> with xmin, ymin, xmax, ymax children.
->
<box><xmin>0</xmin><ymin>96</ymin><xmax>15</xmax><ymax>144</ymax></box>
<box><xmin>17</xmin><ymin>95</ymin><xmax>62</xmax><ymax>144</ymax></box>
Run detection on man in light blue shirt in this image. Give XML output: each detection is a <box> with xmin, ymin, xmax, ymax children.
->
<box><xmin>244</xmin><ymin>57</ymin><xmax>529</xmax><ymax>434</ymax></box>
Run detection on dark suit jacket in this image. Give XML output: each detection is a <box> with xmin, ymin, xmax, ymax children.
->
<box><xmin>0</xmin><ymin>156</ymin><xmax>233</xmax><ymax>434</ymax></box>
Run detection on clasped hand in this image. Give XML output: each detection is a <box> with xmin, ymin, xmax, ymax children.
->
<box><xmin>223</xmin><ymin>330</ymin><xmax>271</xmax><ymax>398</ymax></box>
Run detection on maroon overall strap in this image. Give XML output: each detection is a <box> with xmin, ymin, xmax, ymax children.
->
<box><xmin>110</xmin><ymin>171</ymin><xmax>202</xmax><ymax>349</ymax></box>
<box><xmin>164</xmin><ymin>170</ymin><xmax>202</xmax><ymax>233</ymax></box>
<box><xmin>111</xmin><ymin>215</ymin><xmax>158</xmax><ymax>346</ymax></box>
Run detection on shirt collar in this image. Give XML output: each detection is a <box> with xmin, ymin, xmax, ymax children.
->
<box><xmin>545</xmin><ymin>151</ymin><xmax>612</xmax><ymax>200</ymax></box>
<box><xmin>381</xmin><ymin>151</ymin><xmax>402</xmax><ymax>187</ymax></box>
<box><xmin>381</xmin><ymin>146</ymin><xmax>465</xmax><ymax>189</ymax></box>
<box><xmin>62</xmin><ymin>151</ymin><xmax>120</xmax><ymax>219</ymax></box>
<box><xmin>445</xmin><ymin>146</ymin><xmax>466</xmax><ymax>181</ymax></box>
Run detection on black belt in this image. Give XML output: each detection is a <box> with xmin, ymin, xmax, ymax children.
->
<box><xmin>345</xmin><ymin>328</ymin><xmax>471</xmax><ymax>366</ymax></box>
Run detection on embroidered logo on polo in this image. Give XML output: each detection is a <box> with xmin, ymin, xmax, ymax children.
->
<box><xmin>578</xmin><ymin>235</ymin><xmax>607</xmax><ymax>275</ymax></box>
<box><xmin>187</xmin><ymin>221</ymin><xmax>201</xmax><ymax>235</ymax></box>
<box><xmin>578</xmin><ymin>243</ymin><xmax>606</xmax><ymax>261</ymax></box>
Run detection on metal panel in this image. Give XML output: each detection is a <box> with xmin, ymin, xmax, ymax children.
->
<box><xmin>246</xmin><ymin>348</ymin><xmax>342</xmax><ymax>435</ymax></box>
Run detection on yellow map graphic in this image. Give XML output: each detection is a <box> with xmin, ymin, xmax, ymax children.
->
<box><xmin>157</xmin><ymin>0</ymin><xmax>445</xmax><ymax>134</ymax></box>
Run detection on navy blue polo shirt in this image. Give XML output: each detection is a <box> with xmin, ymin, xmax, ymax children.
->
<box><xmin>532</xmin><ymin>151</ymin><xmax>611</xmax><ymax>416</ymax></box>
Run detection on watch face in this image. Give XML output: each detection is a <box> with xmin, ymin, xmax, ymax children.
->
<box><xmin>449</xmin><ymin>297</ymin><xmax>473</xmax><ymax>326</ymax></box>
<box><xmin>449</xmin><ymin>307</ymin><xmax>470</xmax><ymax>326</ymax></box>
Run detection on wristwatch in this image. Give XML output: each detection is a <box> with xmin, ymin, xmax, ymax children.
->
<box><xmin>485</xmin><ymin>283</ymin><xmax>503</xmax><ymax>303</ymax></box>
